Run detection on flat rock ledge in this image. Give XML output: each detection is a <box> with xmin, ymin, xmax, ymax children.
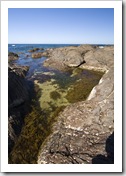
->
<box><xmin>37</xmin><ymin>45</ymin><xmax>114</xmax><ymax>164</ymax></box>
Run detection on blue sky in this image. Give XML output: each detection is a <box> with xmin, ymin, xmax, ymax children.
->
<box><xmin>8</xmin><ymin>8</ymin><xmax>114</xmax><ymax>44</ymax></box>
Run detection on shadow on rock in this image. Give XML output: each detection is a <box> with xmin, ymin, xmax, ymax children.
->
<box><xmin>8</xmin><ymin>66</ymin><xmax>36</xmax><ymax>154</ymax></box>
<box><xmin>92</xmin><ymin>132</ymin><xmax>114</xmax><ymax>164</ymax></box>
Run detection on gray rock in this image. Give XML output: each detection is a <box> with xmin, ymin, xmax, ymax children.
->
<box><xmin>65</xmin><ymin>50</ymin><xmax>84</xmax><ymax>67</ymax></box>
<box><xmin>43</xmin><ymin>45</ymin><xmax>114</xmax><ymax>71</ymax></box>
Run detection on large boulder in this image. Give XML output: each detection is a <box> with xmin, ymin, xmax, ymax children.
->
<box><xmin>80</xmin><ymin>46</ymin><xmax>114</xmax><ymax>71</ymax></box>
<box><xmin>64</xmin><ymin>50</ymin><xmax>84</xmax><ymax>67</ymax></box>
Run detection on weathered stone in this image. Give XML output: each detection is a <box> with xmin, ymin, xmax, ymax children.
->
<box><xmin>42</xmin><ymin>45</ymin><xmax>114</xmax><ymax>71</ymax></box>
<box><xmin>65</xmin><ymin>50</ymin><xmax>84</xmax><ymax>67</ymax></box>
<box><xmin>80</xmin><ymin>46</ymin><xmax>114</xmax><ymax>71</ymax></box>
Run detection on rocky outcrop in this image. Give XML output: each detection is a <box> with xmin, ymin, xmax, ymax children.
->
<box><xmin>43</xmin><ymin>45</ymin><xmax>95</xmax><ymax>69</ymax></box>
<box><xmin>8</xmin><ymin>52</ymin><xmax>19</xmax><ymax>62</ymax></box>
<box><xmin>28</xmin><ymin>48</ymin><xmax>44</xmax><ymax>52</ymax></box>
<box><xmin>80</xmin><ymin>46</ymin><xmax>114</xmax><ymax>72</ymax></box>
<box><xmin>31</xmin><ymin>51</ymin><xmax>49</xmax><ymax>58</ymax></box>
<box><xmin>8</xmin><ymin>65</ymin><xmax>31</xmax><ymax>153</ymax></box>
<box><xmin>37</xmin><ymin>45</ymin><xmax>114</xmax><ymax>164</ymax></box>
<box><xmin>9</xmin><ymin>64</ymin><xmax>29</xmax><ymax>78</ymax></box>
<box><xmin>43</xmin><ymin>45</ymin><xmax>113</xmax><ymax>71</ymax></box>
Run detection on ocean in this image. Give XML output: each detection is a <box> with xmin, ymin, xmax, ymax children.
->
<box><xmin>8</xmin><ymin>44</ymin><xmax>79</xmax><ymax>53</ymax></box>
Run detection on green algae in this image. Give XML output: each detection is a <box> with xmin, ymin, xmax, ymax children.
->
<box><xmin>9</xmin><ymin>102</ymin><xmax>66</xmax><ymax>164</ymax></box>
<box><xmin>34</xmin><ymin>79</ymin><xmax>70</xmax><ymax>111</ymax></box>
<box><xmin>66</xmin><ymin>70</ymin><xmax>104</xmax><ymax>103</ymax></box>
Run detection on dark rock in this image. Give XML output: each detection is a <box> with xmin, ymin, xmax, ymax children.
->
<box><xmin>8</xmin><ymin>66</ymin><xmax>31</xmax><ymax>153</ymax></box>
<box><xmin>40</xmin><ymin>48</ymin><xmax>44</xmax><ymax>51</ymax></box>
<box><xmin>9</xmin><ymin>64</ymin><xmax>29</xmax><ymax>78</ymax></box>
<box><xmin>8</xmin><ymin>52</ymin><xmax>19</xmax><ymax>62</ymax></box>
<box><xmin>92</xmin><ymin>132</ymin><xmax>114</xmax><ymax>164</ymax></box>
<box><xmin>28</xmin><ymin>48</ymin><xmax>40</xmax><ymax>52</ymax></box>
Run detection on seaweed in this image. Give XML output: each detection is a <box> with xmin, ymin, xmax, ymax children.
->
<box><xmin>50</xmin><ymin>91</ymin><xmax>61</xmax><ymax>100</ymax></box>
<box><xmin>66</xmin><ymin>71</ymin><xmax>103</xmax><ymax>103</ymax></box>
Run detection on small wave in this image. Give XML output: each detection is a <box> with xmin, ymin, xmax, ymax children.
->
<box><xmin>12</xmin><ymin>45</ymin><xmax>15</xmax><ymax>46</ymax></box>
<box><xmin>99</xmin><ymin>46</ymin><xmax>104</xmax><ymax>49</ymax></box>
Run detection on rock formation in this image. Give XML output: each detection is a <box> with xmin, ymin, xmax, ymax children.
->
<box><xmin>37</xmin><ymin>45</ymin><xmax>114</xmax><ymax>164</ymax></box>
<box><xmin>31</xmin><ymin>51</ymin><xmax>49</xmax><ymax>58</ymax></box>
<box><xmin>43</xmin><ymin>45</ymin><xmax>95</xmax><ymax>69</ymax></box>
<box><xmin>28</xmin><ymin>48</ymin><xmax>44</xmax><ymax>52</ymax></box>
<box><xmin>8</xmin><ymin>52</ymin><xmax>19</xmax><ymax>62</ymax></box>
<box><xmin>8</xmin><ymin>65</ymin><xmax>31</xmax><ymax>153</ymax></box>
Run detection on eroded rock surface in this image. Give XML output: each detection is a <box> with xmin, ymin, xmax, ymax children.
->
<box><xmin>43</xmin><ymin>45</ymin><xmax>95</xmax><ymax>70</ymax></box>
<box><xmin>37</xmin><ymin>45</ymin><xmax>114</xmax><ymax>164</ymax></box>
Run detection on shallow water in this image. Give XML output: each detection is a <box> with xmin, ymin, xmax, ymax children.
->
<box><xmin>9</xmin><ymin>44</ymin><xmax>104</xmax><ymax>164</ymax></box>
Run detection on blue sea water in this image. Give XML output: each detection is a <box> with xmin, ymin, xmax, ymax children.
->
<box><xmin>8</xmin><ymin>44</ymin><xmax>79</xmax><ymax>53</ymax></box>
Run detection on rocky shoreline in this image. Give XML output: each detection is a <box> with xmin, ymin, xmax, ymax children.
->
<box><xmin>8</xmin><ymin>44</ymin><xmax>114</xmax><ymax>164</ymax></box>
<box><xmin>37</xmin><ymin>45</ymin><xmax>114</xmax><ymax>164</ymax></box>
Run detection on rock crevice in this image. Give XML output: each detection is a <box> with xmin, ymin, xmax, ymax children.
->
<box><xmin>8</xmin><ymin>65</ymin><xmax>31</xmax><ymax>153</ymax></box>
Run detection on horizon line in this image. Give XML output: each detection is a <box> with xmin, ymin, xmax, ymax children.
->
<box><xmin>8</xmin><ymin>43</ymin><xmax>114</xmax><ymax>45</ymax></box>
